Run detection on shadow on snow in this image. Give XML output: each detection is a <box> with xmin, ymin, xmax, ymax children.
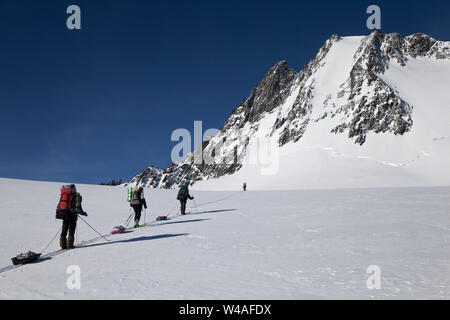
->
<box><xmin>154</xmin><ymin>218</ymin><xmax>210</xmax><ymax>227</ymax></box>
<box><xmin>79</xmin><ymin>233</ymin><xmax>189</xmax><ymax>249</ymax></box>
<box><xmin>190</xmin><ymin>208</ymin><xmax>237</xmax><ymax>215</ymax></box>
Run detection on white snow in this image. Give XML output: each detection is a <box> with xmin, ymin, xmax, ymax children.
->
<box><xmin>0</xmin><ymin>178</ymin><xmax>449</xmax><ymax>299</ymax></box>
<box><xmin>308</xmin><ymin>36</ymin><xmax>363</xmax><ymax>120</ymax></box>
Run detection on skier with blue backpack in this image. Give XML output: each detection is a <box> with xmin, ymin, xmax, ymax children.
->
<box><xmin>177</xmin><ymin>183</ymin><xmax>194</xmax><ymax>215</ymax></box>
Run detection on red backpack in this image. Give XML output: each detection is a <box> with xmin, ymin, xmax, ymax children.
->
<box><xmin>56</xmin><ymin>184</ymin><xmax>76</xmax><ymax>219</ymax></box>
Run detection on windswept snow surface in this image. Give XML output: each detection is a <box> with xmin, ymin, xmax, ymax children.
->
<box><xmin>0</xmin><ymin>178</ymin><xmax>449</xmax><ymax>299</ymax></box>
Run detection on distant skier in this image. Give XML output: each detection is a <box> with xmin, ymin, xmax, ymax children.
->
<box><xmin>56</xmin><ymin>184</ymin><xmax>87</xmax><ymax>250</ymax></box>
<box><xmin>177</xmin><ymin>183</ymin><xmax>194</xmax><ymax>215</ymax></box>
<box><xmin>130</xmin><ymin>187</ymin><xmax>147</xmax><ymax>228</ymax></box>
<box><xmin>243</xmin><ymin>182</ymin><xmax>247</xmax><ymax>191</ymax></box>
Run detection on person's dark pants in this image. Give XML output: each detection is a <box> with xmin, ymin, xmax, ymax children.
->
<box><xmin>61</xmin><ymin>219</ymin><xmax>77</xmax><ymax>237</ymax></box>
<box><xmin>132</xmin><ymin>204</ymin><xmax>143</xmax><ymax>222</ymax></box>
<box><xmin>180</xmin><ymin>199</ymin><xmax>187</xmax><ymax>215</ymax></box>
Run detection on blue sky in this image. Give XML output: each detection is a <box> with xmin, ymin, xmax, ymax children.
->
<box><xmin>0</xmin><ymin>0</ymin><xmax>449</xmax><ymax>184</ymax></box>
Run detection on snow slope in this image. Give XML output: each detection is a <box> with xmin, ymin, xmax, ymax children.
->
<box><xmin>0</xmin><ymin>178</ymin><xmax>449</xmax><ymax>299</ymax></box>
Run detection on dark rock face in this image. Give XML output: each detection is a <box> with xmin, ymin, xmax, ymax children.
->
<box><xmin>127</xmin><ymin>166</ymin><xmax>163</xmax><ymax>188</ymax></box>
<box><xmin>221</xmin><ymin>61</ymin><xmax>297</xmax><ymax>132</ymax></box>
<box><xmin>332</xmin><ymin>92</ymin><xmax>413</xmax><ymax>145</ymax></box>
<box><xmin>329</xmin><ymin>31</ymin><xmax>416</xmax><ymax>144</ymax></box>
<box><xmin>128</xmin><ymin>31</ymin><xmax>448</xmax><ymax>189</ymax></box>
<box><xmin>407</xmin><ymin>33</ymin><xmax>437</xmax><ymax>58</ymax></box>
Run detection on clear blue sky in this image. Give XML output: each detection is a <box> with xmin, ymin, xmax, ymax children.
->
<box><xmin>0</xmin><ymin>0</ymin><xmax>448</xmax><ymax>184</ymax></box>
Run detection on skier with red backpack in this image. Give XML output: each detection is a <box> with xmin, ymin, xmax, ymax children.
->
<box><xmin>56</xmin><ymin>184</ymin><xmax>87</xmax><ymax>249</ymax></box>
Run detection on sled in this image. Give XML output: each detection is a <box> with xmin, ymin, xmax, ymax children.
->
<box><xmin>110</xmin><ymin>226</ymin><xmax>126</xmax><ymax>235</ymax></box>
<box><xmin>11</xmin><ymin>251</ymin><xmax>41</xmax><ymax>265</ymax></box>
<box><xmin>156</xmin><ymin>216</ymin><xmax>168</xmax><ymax>221</ymax></box>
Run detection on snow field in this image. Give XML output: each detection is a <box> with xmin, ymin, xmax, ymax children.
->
<box><xmin>0</xmin><ymin>178</ymin><xmax>449</xmax><ymax>299</ymax></box>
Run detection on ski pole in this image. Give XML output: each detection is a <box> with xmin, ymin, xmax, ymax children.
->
<box><xmin>166</xmin><ymin>203</ymin><xmax>178</xmax><ymax>218</ymax></box>
<box><xmin>193</xmin><ymin>199</ymin><xmax>199</xmax><ymax>214</ymax></box>
<box><xmin>77</xmin><ymin>215</ymin><xmax>110</xmax><ymax>242</ymax></box>
<box><xmin>144</xmin><ymin>208</ymin><xmax>147</xmax><ymax>226</ymax></box>
<box><xmin>124</xmin><ymin>212</ymin><xmax>133</xmax><ymax>227</ymax></box>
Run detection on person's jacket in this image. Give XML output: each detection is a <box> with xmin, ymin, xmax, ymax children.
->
<box><xmin>132</xmin><ymin>197</ymin><xmax>147</xmax><ymax>209</ymax></box>
<box><xmin>66</xmin><ymin>193</ymin><xmax>87</xmax><ymax>220</ymax></box>
<box><xmin>178</xmin><ymin>186</ymin><xmax>194</xmax><ymax>201</ymax></box>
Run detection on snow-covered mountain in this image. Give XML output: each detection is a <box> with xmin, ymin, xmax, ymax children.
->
<box><xmin>128</xmin><ymin>31</ymin><xmax>450</xmax><ymax>190</ymax></box>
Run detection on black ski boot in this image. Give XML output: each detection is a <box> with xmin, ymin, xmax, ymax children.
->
<box><xmin>60</xmin><ymin>236</ymin><xmax>67</xmax><ymax>250</ymax></box>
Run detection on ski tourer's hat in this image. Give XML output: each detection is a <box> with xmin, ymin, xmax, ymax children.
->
<box><xmin>62</xmin><ymin>184</ymin><xmax>76</xmax><ymax>192</ymax></box>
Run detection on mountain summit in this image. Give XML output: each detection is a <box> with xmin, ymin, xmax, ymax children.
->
<box><xmin>128</xmin><ymin>31</ymin><xmax>450</xmax><ymax>190</ymax></box>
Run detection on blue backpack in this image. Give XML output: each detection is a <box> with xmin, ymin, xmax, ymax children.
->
<box><xmin>177</xmin><ymin>185</ymin><xmax>188</xmax><ymax>200</ymax></box>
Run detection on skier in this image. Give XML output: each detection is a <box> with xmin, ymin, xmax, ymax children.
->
<box><xmin>177</xmin><ymin>183</ymin><xmax>194</xmax><ymax>215</ymax></box>
<box><xmin>243</xmin><ymin>182</ymin><xmax>247</xmax><ymax>191</ymax></box>
<box><xmin>130</xmin><ymin>187</ymin><xmax>147</xmax><ymax>228</ymax></box>
<box><xmin>56</xmin><ymin>184</ymin><xmax>87</xmax><ymax>250</ymax></box>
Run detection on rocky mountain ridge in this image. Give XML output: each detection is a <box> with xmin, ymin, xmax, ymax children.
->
<box><xmin>126</xmin><ymin>30</ymin><xmax>450</xmax><ymax>189</ymax></box>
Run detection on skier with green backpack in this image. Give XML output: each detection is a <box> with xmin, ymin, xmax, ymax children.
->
<box><xmin>128</xmin><ymin>187</ymin><xmax>147</xmax><ymax>228</ymax></box>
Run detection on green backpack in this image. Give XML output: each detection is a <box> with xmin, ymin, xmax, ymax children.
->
<box><xmin>128</xmin><ymin>188</ymin><xmax>132</xmax><ymax>202</ymax></box>
<box><xmin>71</xmin><ymin>193</ymin><xmax>82</xmax><ymax>213</ymax></box>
